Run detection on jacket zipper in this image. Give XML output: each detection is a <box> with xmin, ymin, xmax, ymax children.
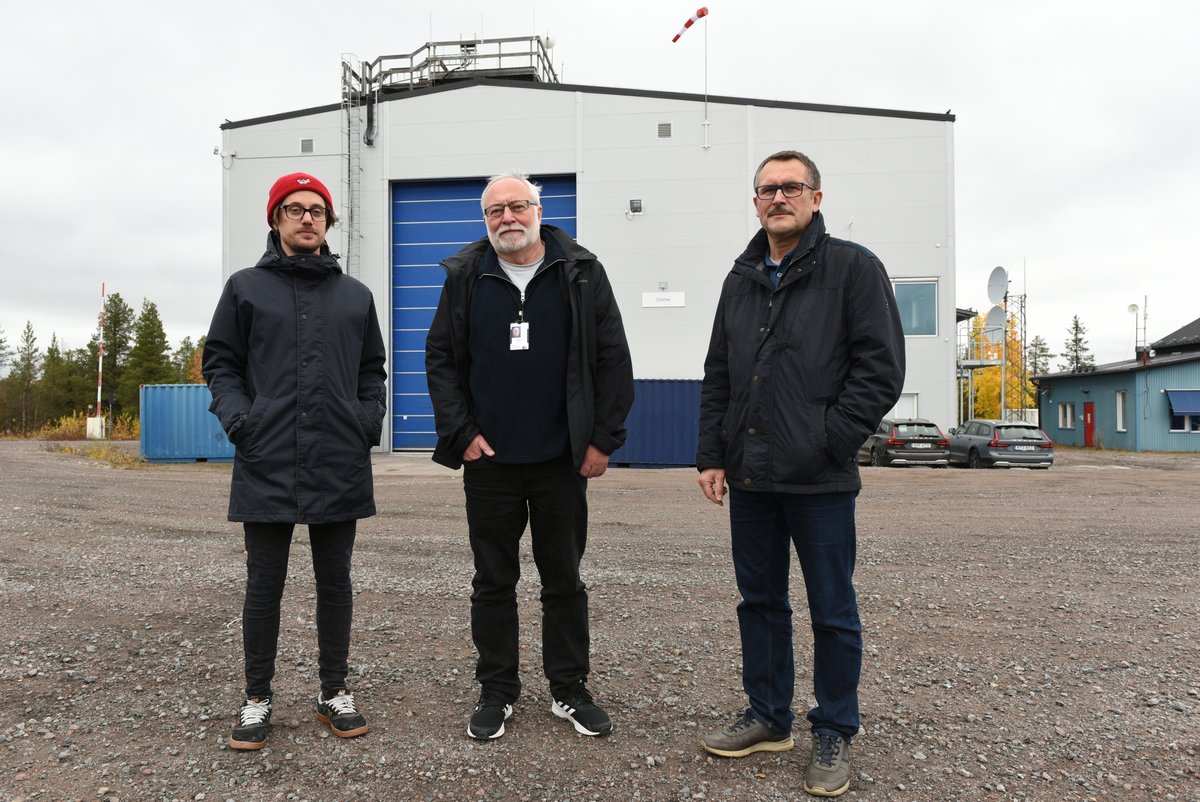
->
<box><xmin>482</xmin><ymin>273</ymin><xmax>526</xmax><ymax>322</ymax></box>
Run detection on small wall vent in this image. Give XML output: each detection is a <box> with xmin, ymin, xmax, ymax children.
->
<box><xmin>657</xmin><ymin>123</ymin><xmax>672</xmax><ymax>139</ymax></box>
<box><xmin>300</xmin><ymin>138</ymin><xmax>314</xmax><ymax>154</ymax></box>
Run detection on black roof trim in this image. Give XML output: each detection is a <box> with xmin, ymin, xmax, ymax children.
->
<box><xmin>221</xmin><ymin>77</ymin><xmax>955</xmax><ymax>130</ymax></box>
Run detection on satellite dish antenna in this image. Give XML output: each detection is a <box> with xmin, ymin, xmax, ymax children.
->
<box><xmin>1127</xmin><ymin>303</ymin><xmax>1139</xmax><ymax>314</ymax></box>
<box><xmin>987</xmin><ymin>266</ymin><xmax>1009</xmax><ymax>305</ymax></box>
<box><xmin>984</xmin><ymin>304</ymin><xmax>1006</xmax><ymax>345</ymax></box>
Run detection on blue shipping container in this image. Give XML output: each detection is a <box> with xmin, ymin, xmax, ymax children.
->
<box><xmin>611</xmin><ymin>379</ymin><xmax>701</xmax><ymax>467</ymax></box>
<box><xmin>140</xmin><ymin>384</ymin><xmax>234</xmax><ymax>463</ymax></box>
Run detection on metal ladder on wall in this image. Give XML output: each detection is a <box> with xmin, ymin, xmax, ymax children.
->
<box><xmin>340</xmin><ymin>54</ymin><xmax>364</xmax><ymax>278</ymax></box>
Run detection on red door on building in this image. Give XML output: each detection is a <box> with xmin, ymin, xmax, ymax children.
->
<box><xmin>1084</xmin><ymin>401</ymin><xmax>1095</xmax><ymax>447</ymax></box>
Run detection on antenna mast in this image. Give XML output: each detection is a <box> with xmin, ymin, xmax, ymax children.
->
<box><xmin>97</xmin><ymin>283</ymin><xmax>106</xmax><ymax>416</ymax></box>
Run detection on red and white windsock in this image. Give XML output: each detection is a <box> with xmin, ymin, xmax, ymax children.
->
<box><xmin>672</xmin><ymin>7</ymin><xmax>709</xmax><ymax>42</ymax></box>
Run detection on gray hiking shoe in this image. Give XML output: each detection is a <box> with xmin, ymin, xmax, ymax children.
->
<box><xmin>700</xmin><ymin>710</ymin><xmax>794</xmax><ymax>757</ymax></box>
<box><xmin>803</xmin><ymin>732</ymin><xmax>851</xmax><ymax>797</ymax></box>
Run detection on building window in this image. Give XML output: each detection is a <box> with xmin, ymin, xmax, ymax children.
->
<box><xmin>1166</xmin><ymin>389</ymin><xmax>1200</xmax><ymax>432</ymax></box>
<box><xmin>893</xmin><ymin>281</ymin><xmax>937</xmax><ymax>336</ymax></box>
<box><xmin>1115</xmin><ymin>390</ymin><xmax>1127</xmax><ymax>432</ymax></box>
<box><xmin>1169</xmin><ymin>414</ymin><xmax>1200</xmax><ymax>433</ymax></box>
<box><xmin>1058</xmin><ymin>402</ymin><xmax>1076</xmax><ymax>430</ymax></box>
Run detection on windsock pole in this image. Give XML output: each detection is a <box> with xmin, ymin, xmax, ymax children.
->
<box><xmin>672</xmin><ymin>8</ymin><xmax>711</xmax><ymax>148</ymax></box>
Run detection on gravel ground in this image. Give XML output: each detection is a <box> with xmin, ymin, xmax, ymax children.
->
<box><xmin>1</xmin><ymin>439</ymin><xmax>1197</xmax><ymax>802</ymax></box>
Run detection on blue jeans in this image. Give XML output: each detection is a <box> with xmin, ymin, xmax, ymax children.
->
<box><xmin>728</xmin><ymin>489</ymin><xmax>861</xmax><ymax>740</ymax></box>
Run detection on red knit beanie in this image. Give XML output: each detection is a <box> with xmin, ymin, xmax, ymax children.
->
<box><xmin>266</xmin><ymin>172</ymin><xmax>334</xmax><ymax>225</ymax></box>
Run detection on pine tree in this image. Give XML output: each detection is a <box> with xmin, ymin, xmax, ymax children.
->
<box><xmin>12</xmin><ymin>322</ymin><xmax>40</xmax><ymax>435</ymax></box>
<box><xmin>171</xmin><ymin>336</ymin><xmax>204</xmax><ymax>383</ymax></box>
<box><xmin>1026</xmin><ymin>335</ymin><xmax>1055</xmax><ymax>377</ymax></box>
<box><xmin>38</xmin><ymin>337</ymin><xmax>96</xmax><ymax>422</ymax></box>
<box><xmin>1059</xmin><ymin>316</ymin><xmax>1095</xmax><ymax>372</ymax></box>
<box><xmin>97</xmin><ymin>293</ymin><xmax>136</xmax><ymax>416</ymax></box>
<box><xmin>37</xmin><ymin>336</ymin><xmax>70</xmax><ymax>422</ymax></box>
<box><xmin>120</xmin><ymin>300</ymin><xmax>175</xmax><ymax>413</ymax></box>
<box><xmin>0</xmin><ymin>322</ymin><xmax>12</xmax><ymax>374</ymax></box>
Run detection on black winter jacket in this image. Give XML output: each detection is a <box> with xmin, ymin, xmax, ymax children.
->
<box><xmin>425</xmin><ymin>225</ymin><xmax>634</xmax><ymax>471</ymax></box>
<box><xmin>203</xmin><ymin>233</ymin><xmax>388</xmax><ymax>523</ymax></box>
<box><xmin>697</xmin><ymin>213</ymin><xmax>906</xmax><ymax>494</ymax></box>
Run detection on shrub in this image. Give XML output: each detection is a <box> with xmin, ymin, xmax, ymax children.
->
<box><xmin>32</xmin><ymin>411</ymin><xmax>140</xmax><ymax>441</ymax></box>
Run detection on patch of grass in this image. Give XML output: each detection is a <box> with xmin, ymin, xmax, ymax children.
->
<box><xmin>31</xmin><ymin>411</ymin><xmax>140</xmax><ymax>441</ymax></box>
<box><xmin>46</xmin><ymin>442</ymin><xmax>146</xmax><ymax>468</ymax></box>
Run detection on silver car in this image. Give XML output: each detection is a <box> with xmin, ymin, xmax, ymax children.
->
<box><xmin>947</xmin><ymin>420</ymin><xmax>1054</xmax><ymax>469</ymax></box>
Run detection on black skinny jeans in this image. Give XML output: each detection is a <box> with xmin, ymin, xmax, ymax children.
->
<box><xmin>463</xmin><ymin>455</ymin><xmax>590</xmax><ymax>703</ymax></box>
<box><xmin>242</xmin><ymin>520</ymin><xmax>357</xmax><ymax>699</ymax></box>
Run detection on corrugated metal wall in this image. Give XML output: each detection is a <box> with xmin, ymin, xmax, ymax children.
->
<box><xmin>611</xmin><ymin>379</ymin><xmax>701</xmax><ymax>466</ymax></box>
<box><xmin>1040</xmin><ymin>360</ymin><xmax>1200</xmax><ymax>452</ymax></box>
<box><xmin>139</xmin><ymin>384</ymin><xmax>234</xmax><ymax>463</ymax></box>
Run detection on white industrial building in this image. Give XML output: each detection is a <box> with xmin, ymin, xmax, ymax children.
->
<box><xmin>218</xmin><ymin>37</ymin><xmax>957</xmax><ymax>461</ymax></box>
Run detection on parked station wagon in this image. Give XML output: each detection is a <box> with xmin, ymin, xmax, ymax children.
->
<box><xmin>947</xmin><ymin>420</ymin><xmax>1054</xmax><ymax>469</ymax></box>
<box><xmin>857</xmin><ymin>418</ymin><xmax>950</xmax><ymax>467</ymax></box>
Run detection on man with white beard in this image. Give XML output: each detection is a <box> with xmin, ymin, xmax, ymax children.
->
<box><xmin>425</xmin><ymin>173</ymin><xmax>634</xmax><ymax>741</ymax></box>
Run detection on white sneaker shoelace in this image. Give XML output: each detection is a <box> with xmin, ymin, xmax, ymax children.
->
<box><xmin>238</xmin><ymin>698</ymin><xmax>271</xmax><ymax>726</ymax></box>
<box><xmin>322</xmin><ymin>691</ymin><xmax>358</xmax><ymax>716</ymax></box>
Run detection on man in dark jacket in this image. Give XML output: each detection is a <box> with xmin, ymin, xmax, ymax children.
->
<box><xmin>425</xmin><ymin>173</ymin><xmax>634</xmax><ymax>741</ymax></box>
<box><xmin>696</xmin><ymin>151</ymin><xmax>905</xmax><ymax>797</ymax></box>
<box><xmin>203</xmin><ymin>172</ymin><xmax>387</xmax><ymax>751</ymax></box>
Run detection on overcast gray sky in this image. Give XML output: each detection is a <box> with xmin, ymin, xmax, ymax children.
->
<box><xmin>3</xmin><ymin>0</ymin><xmax>1196</xmax><ymax>367</ymax></box>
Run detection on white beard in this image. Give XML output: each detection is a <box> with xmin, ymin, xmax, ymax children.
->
<box><xmin>489</xmin><ymin>222</ymin><xmax>539</xmax><ymax>255</ymax></box>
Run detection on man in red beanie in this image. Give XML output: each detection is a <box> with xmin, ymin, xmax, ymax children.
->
<box><xmin>203</xmin><ymin>172</ymin><xmax>388</xmax><ymax>751</ymax></box>
<box><xmin>265</xmin><ymin>172</ymin><xmax>337</xmax><ymax>255</ymax></box>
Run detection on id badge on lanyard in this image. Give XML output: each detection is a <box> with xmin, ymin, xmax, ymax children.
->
<box><xmin>509</xmin><ymin>320</ymin><xmax>530</xmax><ymax>350</ymax></box>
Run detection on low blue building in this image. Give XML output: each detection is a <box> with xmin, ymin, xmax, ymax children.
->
<box><xmin>1033</xmin><ymin>318</ymin><xmax>1200</xmax><ymax>452</ymax></box>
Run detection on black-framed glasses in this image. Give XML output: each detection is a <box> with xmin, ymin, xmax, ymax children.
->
<box><xmin>282</xmin><ymin>204</ymin><xmax>328</xmax><ymax>221</ymax></box>
<box><xmin>754</xmin><ymin>182</ymin><xmax>815</xmax><ymax>201</ymax></box>
<box><xmin>484</xmin><ymin>200</ymin><xmax>536</xmax><ymax>220</ymax></box>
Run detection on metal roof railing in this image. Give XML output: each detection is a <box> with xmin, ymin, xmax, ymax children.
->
<box><xmin>345</xmin><ymin>36</ymin><xmax>558</xmax><ymax>101</ymax></box>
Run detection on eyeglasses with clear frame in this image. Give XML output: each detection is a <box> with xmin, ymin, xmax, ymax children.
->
<box><xmin>754</xmin><ymin>183</ymin><xmax>816</xmax><ymax>201</ymax></box>
<box><xmin>281</xmin><ymin>204</ymin><xmax>329</xmax><ymax>221</ymax></box>
<box><xmin>484</xmin><ymin>200</ymin><xmax>536</xmax><ymax>220</ymax></box>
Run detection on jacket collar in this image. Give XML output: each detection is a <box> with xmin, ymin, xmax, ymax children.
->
<box><xmin>257</xmin><ymin>231</ymin><xmax>342</xmax><ymax>278</ymax></box>
<box><xmin>733</xmin><ymin>211</ymin><xmax>829</xmax><ymax>276</ymax></box>
<box><xmin>443</xmin><ymin>224</ymin><xmax>596</xmax><ymax>276</ymax></box>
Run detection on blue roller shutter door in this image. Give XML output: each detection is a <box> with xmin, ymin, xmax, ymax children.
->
<box><xmin>390</xmin><ymin>176</ymin><xmax>577</xmax><ymax>450</ymax></box>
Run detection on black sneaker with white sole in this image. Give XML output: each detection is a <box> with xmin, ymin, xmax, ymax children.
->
<box><xmin>468</xmin><ymin>695</ymin><xmax>513</xmax><ymax>740</ymax></box>
<box><xmin>551</xmin><ymin>685</ymin><xmax>612</xmax><ymax>736</ymax></box>
<box><xmin>229</xmin><ymin>697</ymin><xmax>272</xmax><ymax>751</ymax></box>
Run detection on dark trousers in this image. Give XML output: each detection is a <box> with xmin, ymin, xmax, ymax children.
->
<box><xmin>242</xmin><ymin>520</ymin><xmax>357</xmax><ymax>699</ymax></box>
<box><xmin>728</xmin><ymin>489</ymin><xmax>861</xmax><ymax>741</ymax></box>
<box><xmin>463</xmin><ymin>455</ymin><xmax>590</xmax><ymax>703</ymax></box>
